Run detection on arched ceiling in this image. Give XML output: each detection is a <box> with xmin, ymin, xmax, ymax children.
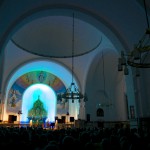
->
<box><xmin>9</xmin><ymin>0</ymin><xmax>150</xmax><ymax>58</ymax></box>
<box><xmin>12</xmin><ymin>14</ymin><xmax>102</xmax><ymax>57</ymax></box>
<box><xmin>5</xmin><ymin>59</ymin><xmax>80</xmax><ymax>99</ymax></box>
<box><xmin>0</xmin><ymin>0</ymin><xmax>149</xmax><ymax>57</ymax></box>
<box><xmin>0</xmin><ymin>0</ymin><xmax>149</xmax><ymax>58</ymax></box>
<box><xmin>2</xmin><ymin>0</ymin><xmax>148</xmax><ymax>86</ymax></box>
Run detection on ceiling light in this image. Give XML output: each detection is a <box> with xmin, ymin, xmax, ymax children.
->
<box><xmin>118</xmin><ymin>0</ymin><xmax>150</xmax><ymax>76</ymax></box>
<box><xmin>57</xmin><ymin>13</ymin><xmax>87</xmax><ymax>103</ymax></box>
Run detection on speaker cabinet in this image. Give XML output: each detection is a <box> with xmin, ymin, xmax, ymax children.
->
<box><xmin>55</xmin><ymin>116</ymin><xmax>58</xmax><ymax>121</ymax></box>
<box><xmin>61</xmin><ymin>116</ymin><xmax>66</xmax><ymax>123</ymax></box>
<box><xmin>8</xmin><ymin>115</ymin><xmax>17</xmax><ymax>123</ymax></box>
<box><xmin>58</xmin><ymin>119</ymin><xmax>62</xmax><ymax>123</ymax></box>
<box><xmin>70</xmin><ymin>117</ymin><xmax>74</xmax><ymax>122</ymax></box>
<box><xmin>12</xmin><ymin>116</ymin><xmax>17</xmax><ymax>121</ymax></box>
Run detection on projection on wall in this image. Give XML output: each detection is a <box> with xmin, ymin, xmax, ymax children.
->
<box><xmin>7</xmin><ymin>71</ymin><xmax>68</xmax><ymax>123</ymax></box>
<box><xmin>21</xmin><ymin>83</ymin><xmax>56</xmax><ymax>123</ymax></box>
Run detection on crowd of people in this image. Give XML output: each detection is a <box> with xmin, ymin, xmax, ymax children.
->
<box><xmin>0</xmin><ymin>125</ymin><xmax>150</xmax><ymax>150</ymax></box>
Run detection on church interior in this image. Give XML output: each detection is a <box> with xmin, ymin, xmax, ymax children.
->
<box><xmin>0</xmin><ymin>0</ymin><xmax>150</xmax><ymax>130</ymax></box>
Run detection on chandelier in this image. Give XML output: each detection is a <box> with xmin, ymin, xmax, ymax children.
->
<box><xmin>57</xmin><ymin>13</ymin><xmax>87</xmax><ymax>103</ymax></box>
<box><xmin>118</xmin><ymin>0</ymin><xmax>150</xmax><ymax>75</ymax></box>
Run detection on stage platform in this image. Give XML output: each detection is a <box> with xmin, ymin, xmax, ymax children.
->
<box><xmin>0</xmin><ymin>122</ymin><xmax>30</xmax><ymax>128</ymax></box>
<box><xmin>0</xmin><ymin>121</ymin><xmax>75</xmax><ymax>129</ymax></box>
<box><xmin>0</xmin><ymin>120</ymin><xmax>131</xmax><ymax>129</ymax></box>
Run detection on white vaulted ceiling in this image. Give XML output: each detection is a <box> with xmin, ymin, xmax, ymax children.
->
<box><xmin>0</xmin><ymin>0</ymin><xmax>149</xmax><ymax>92</ymax></box>
<box><xmin>0</xmin><ymin>0</ymin><xmax>149</xmax><ymax>58</ymax></box>
<box><xmin>11</xmin><ymin>12</ymin><xmax>103</xmax><ymax>57</ymax></box>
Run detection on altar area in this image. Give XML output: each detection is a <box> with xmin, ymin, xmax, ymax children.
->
<box><xmin>27</xmin><ymin>96</ymin><xmax>48</xmax><ymax>126</ymax></box>
<box><xmin>0</xmin><ymin>119</ymin><xmax>75</xmax><ymax>129</ymax></box>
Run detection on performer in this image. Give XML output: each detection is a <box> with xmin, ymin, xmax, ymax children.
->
<box><xmin>50</xmin><ymin>122</ymin><xmax>55</xmax><ymax>130</ymax></box>
<box><xmin>29</xmin><ymin>119</ymin><xmax>32</xmax><ymax>127</ymax></box>
<box><xmin>66</xmin><ymin>112</ymin><xmax>69</xmax><ymax>123</ymax></box>
<box><xmin>46</xmin><ymin>119</ymin><xmax>50</xmax><ymax>128</ymax></box>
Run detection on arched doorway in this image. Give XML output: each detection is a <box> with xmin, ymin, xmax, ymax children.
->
<box><xmin>21</xmin><ymin>83</ymin><xmax>57</xmax><ymax>123</ymax></box>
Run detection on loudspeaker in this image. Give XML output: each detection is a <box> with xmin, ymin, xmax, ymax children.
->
<box><xmin>86</xmin><ymin>114</ymin><xmax>90</xmax><ymax>122</ymax></box>
<box><xmin>55</xmin><ymin>116</ymin><xmax>58</xmax><ymax>121</ymax></box>
<box><xmin>12</xmin><ymin>116</ymin><xmax>17</xmax><ymax>121</ymax></box>
<box><xmin>8</xmin><ymin>115</ymin><xmax>17</xmax><ymax>123</ymax></box>
<box><xmin>8</xmin><ymin>115</ymin><xmax>13</xmax><ymax>123</ymax></box>
<box><xmin>70</xmin><ymin>117</ymin><xmax>74</xmax><ymax>122</ymax></box>
<box><xmin>58</xmin><ymin>119</ymin><xmax>62</xmax><ymax>123</ymax></box>
<box><xmin>61</xmin><ymin>116</ymin><xmax>66</xmax><ymax>123</ymax></box>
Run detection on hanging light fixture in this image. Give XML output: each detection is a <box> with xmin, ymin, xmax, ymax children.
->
<box><xmin>57</xmin><ymin>13</ymin><xmax>87</xmax><ymax>103</ymax></box>
<box><xmin>118</xmin><ymin>0</ymin><xmax>150</xmax><ymax>75</ymax></box>
<box><xmin>99</xmin><ymin>50</ymin><xmax>112</xmax><ymax>107</ymax></box>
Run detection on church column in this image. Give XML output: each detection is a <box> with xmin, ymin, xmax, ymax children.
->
<box><xmin>0</xmin><ymin>48</ymin><xmax>5</xmax><ymax>121</ymax></box>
